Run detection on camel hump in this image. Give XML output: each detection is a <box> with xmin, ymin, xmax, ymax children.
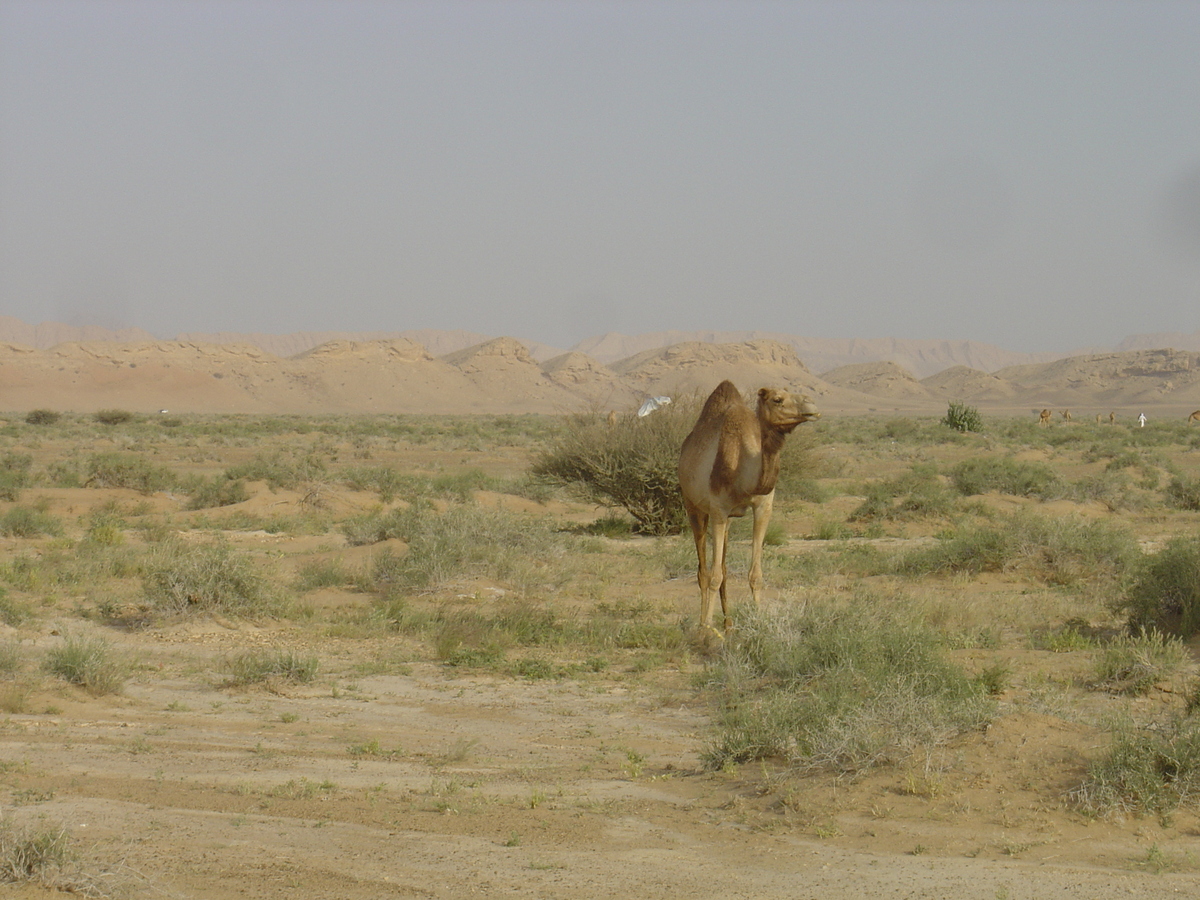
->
<box><xmin>698</xmin><ymin>380</ymin><xmax>744</xmax><ymax>419</ymax></box>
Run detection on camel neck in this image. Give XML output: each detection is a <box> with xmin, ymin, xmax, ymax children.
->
<box><xmin>755</xmin><ymin>421</ymin><xmax>788</xmax><ymax>494</ymax></box>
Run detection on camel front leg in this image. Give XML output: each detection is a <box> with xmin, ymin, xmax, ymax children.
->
<box><xmin>708</xmin><ymin>514</ymin><xmax>730</xmax><ymax>632</ymax></box>
<box><xmin>748</xmin><ymin>491</ymin><xmax>776</xmax><ymax>606</ymax></box>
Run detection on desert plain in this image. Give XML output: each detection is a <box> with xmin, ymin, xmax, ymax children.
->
<box><xmin>0</xmin><ymin>331</ymin><xmax>1198</xmax><ymax>897</ymax></box>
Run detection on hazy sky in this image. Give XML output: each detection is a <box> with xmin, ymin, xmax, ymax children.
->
<box><xmin>2</xmin><ymin>1</ymin><xmax>1199</xmax><ymax>353</ymax></box>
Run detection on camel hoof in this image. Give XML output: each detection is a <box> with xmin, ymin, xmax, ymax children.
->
<box><xmin>694</xmin><ymin>624</ymin><xmax>726</xmax><ymax>653</ymax></box>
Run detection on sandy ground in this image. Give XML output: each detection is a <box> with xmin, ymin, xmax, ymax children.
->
<box><xmin>1</xmin><ymin>609</ymin><xmax>1197</xmax><ymax>900</ymax></box>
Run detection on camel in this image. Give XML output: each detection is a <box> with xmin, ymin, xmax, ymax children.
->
<box><xmin>1038</xmin><ymin>409</ymin><xmax>1051</xmax><ymax>427</ymax></box>
<box><xmin>1189</xmin><ymin>410</ymin><xmax>1200</xmax><ymax>425</ymax></box>
<box><xmin>1061</xmin><ymin>409</ymin><xmax>1072</xmax><ymax>423</ymax></box>
<box><xmin>1095</xmin><ymin>413</ymin><xmax>1102</xmax><ymax>424</ymax></box>
<box><xmin>1109</xmin><ymin>411</ymin><xmax>1116</xmax><ymax>425</ymax></box>
<box><xmin>678</xmin><ymin>380</ymin><xmax>820</xmax><ymax>636</ymax></box>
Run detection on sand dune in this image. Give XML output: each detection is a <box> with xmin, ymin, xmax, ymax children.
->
<box><xmin>1</xmin><ymin>317</ymin><xmax>1199</xmax><ymax>416</ymax></box>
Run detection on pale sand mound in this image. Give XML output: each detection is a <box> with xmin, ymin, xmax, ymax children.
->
<box><xmin>540</xmin><ymin>351</ymin><xmax>641</xmax><ymax>410</ymax></box>
<box><xmin>440</xmin><ymin>337</ymin><xmax>583</xmax><ymax>412</ymax></box>
<box><xmin>921</xmin><ymin>365</ymin><xmax>1018</xmax><ymax>401</ymax></box>
<box><xmin>612</xmin><ymin>339</ymin><xmax>830</xmax><ymax>398</ymax></box>
<box><xmin>820</xmin><ymin>360</ymin><xmax>934</xmax><ymax>399</ymax></box>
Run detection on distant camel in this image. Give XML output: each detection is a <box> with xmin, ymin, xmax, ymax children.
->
<box><xmin>1038</xmin><ymin>409</ymin><xmax>1052</xmax><ymax>427</ymax></box>
<box><xmin>1095</xmin><ymin>413</ymin><xmax>1102</xmax><ymax>424</ymax></box>
<box><xmin>1109</xmin><ymin>411</ymin><xmax>1116</xmax><ymax>425</ymax></box>
<box><xmin>1190</xmin><ymin>411</ymin><xmax>1200</xmax><ymax>425</ymax></box>
<box><xmin>606</xmin><ymin>410</ymin><xmax>618</xmax><ymax>427</ymax></box>
<box><xmin>679</xmin><ymin>380</ymin><xmax>819</xmax><ymax>637</ymax></box>
<box><xmin>1061</xmin><ymin>409</ymin><xmax>1072</xmax><ymax>423</ymax></box>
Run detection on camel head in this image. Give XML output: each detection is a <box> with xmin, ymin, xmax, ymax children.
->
<box><xmin>757</xmin><ymin>387</ymin><xmax>820</xmax><ymax>433</ymax></box>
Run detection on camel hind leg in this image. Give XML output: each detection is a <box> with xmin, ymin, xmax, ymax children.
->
<box><xmin>685</xmin><ymin>507</ymin><xmax>717</xmax><ymax>633</ymax></box>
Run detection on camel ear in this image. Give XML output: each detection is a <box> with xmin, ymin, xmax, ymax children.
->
<box><xmin>757</xmin><ymin>388</ymin><xmax>769</xmax><ymax>401</ymax></box>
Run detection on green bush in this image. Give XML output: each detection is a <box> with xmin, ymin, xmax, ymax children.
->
<box><xmin>94</xmin><ymin>408</ymin><xmax>135</xmax><ymax>425</ymax></box>
<box><xmin>85</xmin><ymin>452</ymin><xmax>176</xmax><ymax>493</ymax></box>
<box><xmin>360</xmin><ymin>503</ymin><xmax>561</xmax><ymax>593</ymax></box>
<box><xmin>225</xmin><ymin>452</ymin><xmax>327</xmax><ymax>490</ymax></box>
<box><xmin>0</xmin><ymin>453</ymin><xmax>33</xmax><ymax>502</ymax></box>
<box><xmin>1164</xmin><ymin>476</ymin><xmax>1200</xmax><ymax>511</ymax></box>
<box><xmin>703</xmin><ymin>600</ymin><xmax>994</xmax><ymax>773</ymax></box>
<box><xmin>1117</xmin><ymin>536</ymin><xmax>1200</xmax><ymax>637</ymax></box>
<box><xmin>531</xmin><ymin>403</ymin><xmax>700</xmax><ymax>535</ymax></box>
<box><xmin>1075</xmin><ymin>715</ymin><xmax>1200</xmax><ymax>815</ymax></box>
<box><xmin>186</xmin><ymin>476</ymin><xmax>250</xmax><ymax>510</ymax></box>
<box><xmin>23</xmin><ymin>408</ymin><xmax>61</xmax><ymax>426</ymax></box>
<box><xmin>941</xmin><ymin>401</ymin><xmax>983</xmax><ymax>433</ymax></box>
<box><xmin>849</xmin><ymin>464</ymin><xmax>958</xmax><ymax>522</ymax></box>
<box><xmin>950</xmin><ymin>456</ymin><xmax>1061</xmax><ymax>498</ymax></box>
<box><xmin>1092</xmin><ymin>631</ymin><xmax>1187</xmax><ymax>695</ymax></box>
<box><xmin>223</xmin><ymin>649</ymin><xmax>318</xmax><ymax>686</ymax></box>
<box><xmin>43</xmin><ymin>632</ymin><xmax>129</xmax><ymax>695</ymax></box>
<box><xmin>895</xmin><ymin>511</ymin><xmax>1138</xmax><ymax>585</ymax></box>
<box><xmin>0</xmin><ymin>507</ymin><xmax>63</xmax><ymax>538</ymax></box>
<box><xmin>142</xmin><ymin>539</ymin><xmax>282</xmax><ymax>616</ymax></box>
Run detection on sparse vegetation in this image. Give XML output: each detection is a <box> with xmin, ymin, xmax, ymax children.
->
<box><xmin>703</xmin><ymin>600</ymin><xmax>995</xmax><ymax>774</ymax></box>
<box><xmin>43</xmin><ymin>632</ymin><xmax>129</xmax><ymax>695</ymax></box>
<box><xmin>0</xmin><ymin>408</ymin><xmax>1196</xmax><ymax>889</ymax></box>
<box><xmin>142</xmin><ymin>539</ymin><xmax>283</xmax><ymax>616</ymax></box>
<box><xmin>223</xmin><ymin>649</ymin><xmax>319</xmax><ymax>686</ymax></box>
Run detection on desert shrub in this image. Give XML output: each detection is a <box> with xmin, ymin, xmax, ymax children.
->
<box><xmin>1117</xmin><ymin>536</ymin><xmax>1200</xmax><ymax>637</ymax></box>
<box><xmin>94</xmin><ymin>408</ymin><xmax>134</xmax><ymax>425</ymax></box>
<box><xmin>225</xmin><ymin>451</ymin><xmax>327</xmax><ymax>490</ymax></box>
<box><xmin>85</xmin><ymin>452</ymin><xmax>176</xmax><ymax>493</ymax></box>
<box><xmin>142</xmin><ymin>539</ymin><xmax>282</xmax><ymax>616</ymax></box>
<box><xmin>362</xmin><ymin>503</ymin><xmax>561</xmax><ymax>593</ymax></box>
<box><xmin>0</xmin><ymin>590</ymin><xmax>29</xmax><ymax>627</ymax></box>
<box><xmin>223</xmin><ymin>649</ymin><xmax>318</xmax><ymax>686</ymax></box>
<box><xmin>186</xmin><ymin>476</ymin><xmax>249</xmax><ymax>510</ymax></box>
<box><xmin>294</xmin><ymin>558</ymin><xmax>355</xmax><ymax>592</ymax></box>
<box><xmin>1092</xmin><ymin>630</ymin><xmax>1187</xmax><ymax>695</ymax></box>
<box><xmin>341</xmin><ymin>506</ymin><xmax>409</xmax><ymax>546</ymax></box>
<box><xmin>941</xmin><ymin>401</ymin><xmax>983</xmax><ymax>433</ymax></box>
<box><xmin>23</xmin><ymin>408</ymin><xmax>61</xmax><ymax>426</ymax></box>
<box><xmin>703</xmin><ymin>600</ymin><xmax>994</xmax><ymax>773</ymax></box>
<box><xmin>340</xmin><ymin>465</ymin><xmax>407</xmax><ymax>502</ymax></box>
<box><xmin>1075</xmin><ymin>715</ymin><xmax>1200</xmax><ymax>815</ymax></box>
<box><xmin>43</xmin><ymin>632</ymin><xmax>129</xmax><ymax>695</ymax></box>
<box><xmin>950</xmin><ymin>456</ymin><xmax>1062</xmax><ymax>498</ymax></box>
<box><xmin>0</xmin><ymin>453</ymin><xmax>33</xmax><ymax>502</ymax></box>
<box><xmin>530</xmin><ymin>402</ymin><xmax>701</xmax><ymax>535</ymax></box>
<box><xmin>1059</xmin><ymin>471</ymin><xmax>1143</xmax><ymax>512</ymax></box>
<box><xmin>0</xmin><ymin>506</ymin><xmax>63</xmax><ymax>538</ymax></box>
<box><xmin>849</xmin><ymin>464</ymin><xmax>958</xmax><ymax>522</ymax></box>
<box><xmin>1164</xmin><ymin>476</ymin><xmax>1200</xmax><ymax>511</ymax></box>
<box><xmin>0</xmin><ymin>817</ymin><xmax>78</xmax><ymax>888</ymax></box>
<box><xmin>894</xmin><ymin>511</ymin><xmax>1138</xmax><ymax>585</ymax></box>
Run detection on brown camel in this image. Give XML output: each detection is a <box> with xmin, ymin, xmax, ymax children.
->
<box><xmin>1038</xmin><ymin>409</ymin><xmax>1051</xmax><ymax>426</ymax></box>
<box><xmin>1061</xmin><ymin>409</ymin><xmax>1072</xmax><ymax>423</ymax></box>
<box><xmin>678</xmin><ymin>380</ymin><xmax>820</xmax><ymax>636</ymax></box>
<box><xmin>1109</xmin><ymin>411</ymin><xmax>1116</xmax><ymax>425</ymax></box>
<box><xmin>1189</xmin><ymin>410</ymin><xmax>1200</xmax><ymax>425</ymax></box>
